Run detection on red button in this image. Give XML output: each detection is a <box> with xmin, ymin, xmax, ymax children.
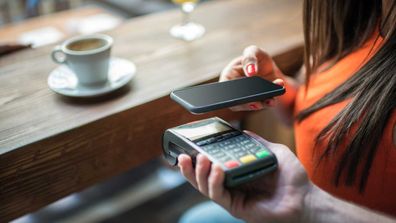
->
<box><xmin>225</xmin><ymin>160</ymin><xmax>240</xmax><ymax>169</ymax></box>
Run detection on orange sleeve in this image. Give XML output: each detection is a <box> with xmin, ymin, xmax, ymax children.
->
<box><xmin>278</xmin><ymin>77</ymin><xmax>298</xmax><ymax>111</ymax></box>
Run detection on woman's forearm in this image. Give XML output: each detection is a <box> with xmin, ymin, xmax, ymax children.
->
<box><xmin>303</xmin><ymin>185</ymin><xmax>396</xmax><ymax>223</ymax></box>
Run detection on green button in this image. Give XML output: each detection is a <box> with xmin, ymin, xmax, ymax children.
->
<box><xmin>256</xmin><ymin>150</ymin><xmax>270</xmax><ymax>158</ymax></box>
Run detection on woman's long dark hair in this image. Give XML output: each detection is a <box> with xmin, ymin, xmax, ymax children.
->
<box><xmin>299</xmin><ymin>0</ymin><xmax>396</xmax><ymax>192</ymax></box>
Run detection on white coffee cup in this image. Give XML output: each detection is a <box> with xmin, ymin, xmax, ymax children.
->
<box><xmin>51</xmin><ymin>34</ymin><xmax>113</xmax><ymax>86</ymax></box>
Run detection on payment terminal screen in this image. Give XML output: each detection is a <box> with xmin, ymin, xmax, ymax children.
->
<box><xmin>174</xmin><ymin>121</ymin><xmax>231</xmax><ymax>141</ymax></box>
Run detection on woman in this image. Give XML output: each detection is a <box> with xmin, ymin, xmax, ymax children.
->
<box><xmin>178</xmin><ymin>0</ymin><xmax>396</xmax><ymax>222</ymax></box>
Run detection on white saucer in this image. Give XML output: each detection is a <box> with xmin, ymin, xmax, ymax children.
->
<box><xmin>48</xmin><ymin>57</ymin><xmax>136</xmax><ymax>97</ymax></box>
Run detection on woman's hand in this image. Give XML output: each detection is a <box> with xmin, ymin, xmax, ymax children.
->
<box><xmin>220</xmin><ymin>45</ymin><xmax>285</xmax><ymax>111</ymax></box>
<box><xmin>178</xmin><ymin>131</ymin><xmax>312</xmax><ymax>223</ymax></box>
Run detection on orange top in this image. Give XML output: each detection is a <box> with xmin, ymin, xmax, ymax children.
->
<box><xmin>283</xmin><ymin>34</ymin><xmax>396</xmax><ymax>215</ymax></box>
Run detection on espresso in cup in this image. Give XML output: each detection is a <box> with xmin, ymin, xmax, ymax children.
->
<box><xmin>51</xmin><ymin>34</ymin><xmax>113</xmax><ymax>86</ymax></box>
<box><xmin>67</xmin><ymin>38</ymin><xmax>107</xmax><ymax>51</ymax></box>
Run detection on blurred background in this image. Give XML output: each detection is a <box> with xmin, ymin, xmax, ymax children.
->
<box><xmin>0</xmin><ymin>0</ymin><xmax>295</xmax><ymax>222</ymax></box>
<box><xmin>0</xmin><ymin>0</ymin><xmax>209</xmax><ymax>50</ymax></box>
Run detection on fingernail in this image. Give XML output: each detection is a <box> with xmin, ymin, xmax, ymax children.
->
<box><xmin>249</xmin><ymin>104</ymin><xmax>258</xmax><ymax>110</ymax></box>
<box><xmin>246</xmin><ymin>64</ymin><xmax>256</xmax><ymax>76</ymax></box>
<box><xmin>266</xmin><ymin>99</ymin><xmax>274</xmax><ymax>106</ymax></box>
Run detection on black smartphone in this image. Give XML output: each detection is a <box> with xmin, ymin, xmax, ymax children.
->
<box><xmin>170</xmin><ymin>76</ymin><xmax>285</xmax><ymax>114</ymax></box>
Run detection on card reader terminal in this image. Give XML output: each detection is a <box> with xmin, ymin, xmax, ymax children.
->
<box><xmin>163</xmin><ymin>117</ymin><xmax>277</xmax><ymax>187</ymax></box>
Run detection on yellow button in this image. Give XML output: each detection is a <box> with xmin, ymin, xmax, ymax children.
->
<box><xmin>240</xmin><ymin>154</ymin><xmax>257</xmax><ymax>164</ymax></box>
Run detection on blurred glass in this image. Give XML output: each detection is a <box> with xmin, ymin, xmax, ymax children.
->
<box><xmin>170</xmin><ymin>0</ymin><xmax>205</xmax><ymax>41</ymax></box>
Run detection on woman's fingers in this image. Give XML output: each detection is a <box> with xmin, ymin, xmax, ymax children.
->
<box><xmin>273</xmin><ymin>78</ymin><xmax>285</xmax><ymax>87</ymax></box>
<box><xmin>196</xmin><ymin>154</ymin><xmax>212</xmax><ymax>196</ymax></box>
<box><xmin>180</xmin><ymin>154</ymin><xmax>230</xmax><ymax>207</ymax></box>
<box><xmin>230</xmin><ymin>102</ymin><xmax>265</xmax><ymax>112</ymax></box>
<box><xmin>178</xmin><ymin>154</ymin><xmax>198</xmax><ymax>189</ymax></box>
<box><xmin>242</xmin><ymin>45</ymin><xmax>273</xmax><ymax>77</ymax></box>
<box><xmin>219</xmin><ymin>56</ymin><xmax>244</xmax><ymax>82</ymax></box>
<box><xmin>208</xmin><ymin>164</ymin><xmax>229</xmax><ymax>206</ymax></box>
<box><xmin>179</xmin><ymin>154</ymin><xmax>227</xmax><ymax>197</ymax></box>
<box><xmin>229</xmin><ymin>78</ymin><xmax>284</xmax><ymax>112</ymax></box>
<box><xmin>229</xmin><ymin>100</ymin><xmax>274</xmax><ymax>112</ymax></box>
<box><xmin>229</xmin><ymin>98</ymin><xmax>276</xmax><ymax>112</ymax></box>
<box><xmin>242</xmin><ymin>46</ymin><xmax>260</xmax><ymax>76</ymax></box>
<box><xmin>221</xmin><ymin>46</ymin><xmax>282</xmax><ymax>83</ymax></box>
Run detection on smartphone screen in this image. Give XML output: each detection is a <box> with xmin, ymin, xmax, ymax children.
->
<box><xmin>171</xmin><ymin>76</ymin><xmax>285</xmax><ymax>114</ymax></box>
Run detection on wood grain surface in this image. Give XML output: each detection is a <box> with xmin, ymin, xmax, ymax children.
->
<box><xmin>0</xmin><ymin>0</ymin><xmax>303</xmax><ymax>221</ymax></box>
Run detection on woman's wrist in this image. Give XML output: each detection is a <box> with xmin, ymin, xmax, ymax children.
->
<box><xmin>301</xmin><ymin>184</ymin><xmax>321</xmax><ymax>223</ymax></box>
<box><xmin>302</xmin><ymin>184</ymin><xmax>345</xmax><ymax>223</ymax></box>
<box><xmin>302</xmin><ymin>184</ymin><xmax>396</xmax><ymax>223</ymax></box>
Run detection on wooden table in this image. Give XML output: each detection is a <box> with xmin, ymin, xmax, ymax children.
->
<box><xmin>0</xmin><ymin>0</ymin><xmax>303</xmax><ymax>221</ymax></box>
